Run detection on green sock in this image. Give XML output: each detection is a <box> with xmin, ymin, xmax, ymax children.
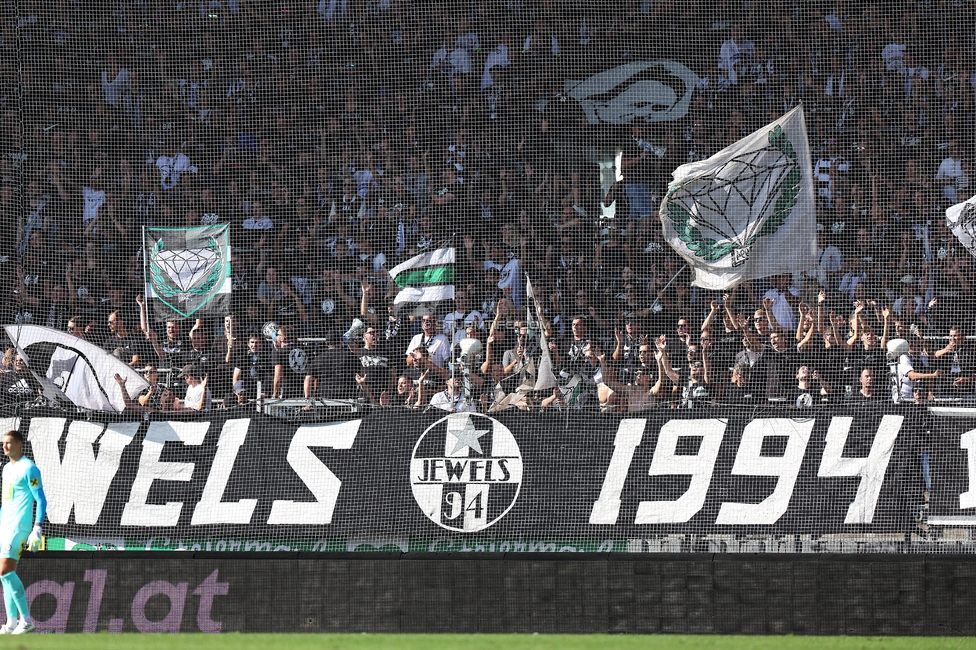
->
<box><xmin>0</xmin><ymin>574</ymin><xmax>17</xmax><ymax>623</ymax></box>
<box><xmin>3</xmin><ymin>573</ymin><xmax>28</xmax><ymax>622</ymax></box>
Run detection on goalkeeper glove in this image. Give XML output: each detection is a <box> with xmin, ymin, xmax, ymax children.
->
<box><xmin>26</xmin><ymin>525</ymin><xmax>42</xmax><ymax>552</ymax></box>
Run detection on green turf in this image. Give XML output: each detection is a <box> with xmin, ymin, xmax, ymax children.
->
<box><xmin>0</xmin><ymin>635</ymin><xmax>975</xmax><ymax>650</ymax></box>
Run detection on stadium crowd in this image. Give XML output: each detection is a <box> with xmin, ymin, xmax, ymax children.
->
<box><xmin>1</xmin><ymin>1</ymin><xmax>976</xmax><ymax>413</ymax></box>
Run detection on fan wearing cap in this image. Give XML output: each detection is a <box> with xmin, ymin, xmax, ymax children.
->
<box><xmin>897</xmin><ymin>334</ymin><xmax>941</xmax><ymax>402</ymax></box>
<box><xmin>178</xmin><ymin>363</ymin><xmax>211</xmax><ymax>411</ymax></box>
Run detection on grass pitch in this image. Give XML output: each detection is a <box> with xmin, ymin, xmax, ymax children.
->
<box><xmin>0</xmin><ymin>635</ymin><xmax>975</xmax><ymax>649</ymax></box>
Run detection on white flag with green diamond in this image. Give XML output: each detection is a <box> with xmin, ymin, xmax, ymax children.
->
<box><xmin>144</xmin><ymin>225</ymin><xmax>232</xmax><ymax>321</ymax></box>
<box><xmin>659</xmin><ymin>106</ymin><xmax>817</xmax><ymax>290</ymax></box>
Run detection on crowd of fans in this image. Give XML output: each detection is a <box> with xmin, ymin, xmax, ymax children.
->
<box><xmin>1</xmin><ymin>1</ymin><xmax>976</xmax><ymax>413</ymax></box>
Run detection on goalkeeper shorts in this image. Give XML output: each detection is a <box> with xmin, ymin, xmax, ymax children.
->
<box><xmin>0</xmin><ymin>528</ymin><xmax>29</xmax><ymax>560</ymax></box>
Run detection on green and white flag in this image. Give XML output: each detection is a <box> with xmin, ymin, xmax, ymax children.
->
<box><xmin>144</xmin><ymin>225</ymin><xmax>232</xmax><ymax>322</ymax></box>
<box><xmin>389</xmin><ymin>247</ymin><xmax>456</xmax><ymax>316</ymax></box>
<box><xmin>659</xmin><ymin>106</ymin><xmax>817</xmax><ymax>290</ymax></box>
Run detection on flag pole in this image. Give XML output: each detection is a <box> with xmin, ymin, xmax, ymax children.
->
<box><xmin>141</xmin><ymin>225</ymin><xmax>148</xmax><ymax>315</ymax></box>
<box><xmin>650</xmin><ymin>264</ymin><xmax>688</xmax><ymax>313</ymax></box>
<box><xmin>450</xmin><ymin>232</ymin><xmax>457</xmax><ymax>410</ymax></box>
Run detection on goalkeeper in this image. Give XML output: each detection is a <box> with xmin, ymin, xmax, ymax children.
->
<box><xmin>0</xmin><ymin>429</ymin><xmax>47</xmax><ymax>635</ymax></box>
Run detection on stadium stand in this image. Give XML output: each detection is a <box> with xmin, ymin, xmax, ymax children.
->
<box><xmin>0</xmin><ymin>1</ymin><xmax>974</xmax><ymax>415</ymax></box>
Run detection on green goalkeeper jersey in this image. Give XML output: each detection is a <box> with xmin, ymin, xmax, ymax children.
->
<box><xmin>1</xmin><ymin>457</ymin><xmax>46</xmax><ymax>533</ymax></box>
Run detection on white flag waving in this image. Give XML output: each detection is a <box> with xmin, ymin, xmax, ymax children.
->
<box><xmin>946</xmin><ymin>195</ymin><xmax>976</xmax><ymax>258</ymax></box>
<box><xmin>524</xmin><ymin>276</ymin><xmax>559</xmax><ymax>392</ymax></box>
<box><xmin>659</xmin><ymin>106</ymin><xmax>817</xmax><ymax>290</ymax></box>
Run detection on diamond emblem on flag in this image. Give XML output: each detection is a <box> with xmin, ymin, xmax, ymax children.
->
<box><xmin>671</xmin><ymin>148</ymin><xmax>794</xmax><ymax>235</ymax></box>
<box><xmin>145</xmin><ymin>226</ymin><xmax>231</xmax><ymax>321</ymax></box>
<box><xmin>149</xmin><ymin>236</ymin><xmax>223</xmax><ymax>304</ymax></box>
<box><xmin>663</xmin><ymin>124</ymin><xmax>801</xmax><ymax>265</ymax></box>
<box><xmin>154</xmin><ymin>249</ymin><xmax>220</xmax><ymax>297</ymax></box>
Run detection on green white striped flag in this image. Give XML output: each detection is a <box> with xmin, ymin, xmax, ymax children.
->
<box><xmin>389</xmin><ymin>247</ymin><xmax>456</xmax><ymax>316</ymax></box>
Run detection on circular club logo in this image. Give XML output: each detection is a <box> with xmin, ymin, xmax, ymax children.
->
<box><xmin>411</xmin><ymin>413</ymin><xmax>522</xmax><ymax>533</ymax></box>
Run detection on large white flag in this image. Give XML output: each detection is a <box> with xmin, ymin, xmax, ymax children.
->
<box><xmin>946</xmin><ymin>195</ymin><xmax>976</xmax><ymax>258</ymax></box>
<box><xmin>4</xmin><ymin>325</ymin><xmax>149</xmax><ymax>413</ymax></box>
<box><xmin>659</xmin><ymin>106</ymin><xmax>817</xmax><ymax>290</ymax></box>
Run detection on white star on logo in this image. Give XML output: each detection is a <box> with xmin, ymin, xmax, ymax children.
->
<box><xmin>447</xmin><ymin>414</ymin><xmax>489</xmax><ymax>455</ymax></box>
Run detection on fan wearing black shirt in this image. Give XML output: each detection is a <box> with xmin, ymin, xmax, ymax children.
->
<box><xmin>934</xmin><ymin>325</ymin><xmax>976</xmax><ymax>399</ymax></box>
<box><xmin>815</xmin><ymin>290</ymin><xmax>854</xmax><ymax>392</ymax></box>
<box><xmin>101</xmin><ymin>310</ymin><xmax>142</xmax><ymax>364</ymax></box>
<box><xmin>232</xmin><ymin>334</ymin><xmax>273</xmax><ymax>403</ymax></box>
<box><xmin>725</xmin><ymin>360</ymin><xmax>760</xmax><ymax>405</ymax></box>
<box><xmin>752</xmin><ymin>330</ymin><xmax>800</xmax><ymax>401</ymax></box>
<box><xmin>272</xmin><ymin>326</ymin><xmax>308</xmax><ymax>399</ymax></box>
<box><xmin>679</xmin><ymin>339</ymin><xmax>713</xmax><ymax>409</ymax></box>
<box><xmin>850</xmin><ymin>367</ymin><xmax>885</xmax><ymax>402</ymax></box>
<box><xmin>793</xmin><ymin>365</ymin><xmax>833</xmax><ymax>407</ymax></box>
<box><xmin>137</xmin><ymin>294</ymin><xmax>187</xmax><ymax>368</ymax></box>
<box><xmin>305</xmin><ymin>332</ymin><xmax>361</xmax><ymax>402</ymax></box>
<box><xmin>845</xmin><ymin>301</ymin><xmax>890</xmax><ymax>392</ymax></box>
<box><xmin>612</xmin><ymin>316</ymin><xmax>645</xmax><ymax>366</ymax></box>
<box><xmin>0</xmin><ymin>355</ymin><xmax>40</xmax><ymax>405</ymax></box>
<box><xmin>183</xmin><ymin>324</ymin><xmax>218</xmax><ymax>392</ymax></box>
<box><xmin>353</xmin><ymin>326</ymin><xmax>396</xmax><ymax>404</ymax></box>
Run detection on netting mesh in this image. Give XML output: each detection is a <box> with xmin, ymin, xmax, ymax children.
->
<box><xmin>2</xmin><ymin>1</ymin><xmax>976</xmax><ymax>553</ymax></box>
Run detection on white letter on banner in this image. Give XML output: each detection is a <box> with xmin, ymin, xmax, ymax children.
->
<box><xmin>634</xmin><ymin>420</ymin><xmax>725</xmax><ymax>524</ymax></box>
<box><xmin>589</xmin><ymin>419</ymin><xmax>646</xmax><ymax>525</ymax></box>
<box><xmin>817</xmin><ymin>415</ymin><xmax>903</xmax><ymax>524</ymax></box>
<box><xmin>121</xmin><ymin>421</ymin><xmax>210</xmax><ymax>527</ymax></box>
<box><xmin>28</xmin><ymin>418</ymin><xmax>139</xmax><ymax>525</ymax></box>
<box><xmin>267</xmin><ymin>420</ymin><xmax>361</xmax><ymax>524</ymax></box>
<box><xmin>715</xmin><ymin>419</ymin><xmax>812</xmax><ymax>525</ymax></box>
<box><xmin>959</xmin><ymin>429</ymin><xmax>976</xmax><ymax>510</ymax></box>
<box><xmin>191</xmin><ymin>419</ymin><xmax>256</xmax><ymax>525</ymax></box>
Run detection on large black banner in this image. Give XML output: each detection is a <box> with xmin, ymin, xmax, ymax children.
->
<box><xmin>6</xmin><ymin>404</ymin><xmax>975</xmax><ymax>553</ymax></box>
<box><xmin>16</xmin><ymin>553</ymin><xmax>976</xmax><ymax>634</ymax></box>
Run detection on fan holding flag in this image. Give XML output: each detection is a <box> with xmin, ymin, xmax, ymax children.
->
<box><xmin>392</xmin><ymin>247</ymin><xmax>456</xmax><ymax>380</ymax></box>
